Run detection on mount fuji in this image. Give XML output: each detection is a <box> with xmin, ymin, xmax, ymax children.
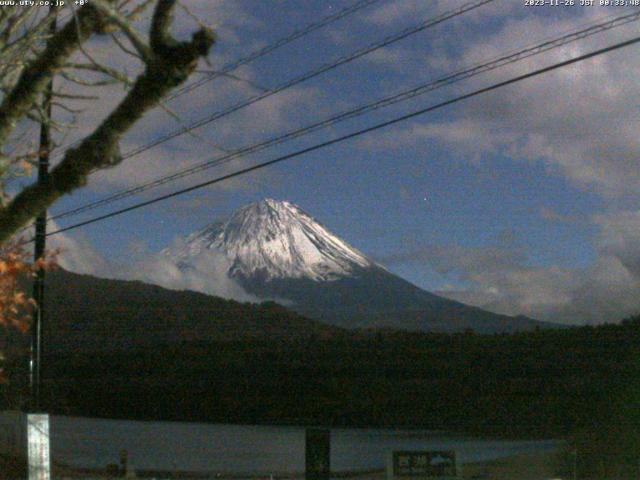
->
<box><xmin>165</xmin><ymin>199</ymin><xmax>556</xmax><ymax>333</ymax></box>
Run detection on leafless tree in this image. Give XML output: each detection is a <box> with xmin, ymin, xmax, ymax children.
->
<box><xmin>0</xmin><ymin>0</ymin><xmax>215</xmax><ymax>243</ymax></box>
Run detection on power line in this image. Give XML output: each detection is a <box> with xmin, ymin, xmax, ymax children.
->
<box><xmin>166</xmin><ymin>0</ymin><xmax>385</xmax><ymax>101</ymax></box>
<box><xmin>43</xmin><ymin>34</ymin><xmax>640</xmax><ymax>239</ymax></box>
<box><xmin>46</xmin><ymin>9</ymin><xmax>640</xmax><ymax>223</ymax></box>
<box><xmin>40</xmin><ymin>0</ymin><xmax>496</xmax><ymax>226</ymax></box>
<box><xmin>50</xmin><ymin>0</ymin><xmax>384</xmax><ymax>159</ymax></box>
<box><xmin>115</xmin><ymin>0</ymin><xmax>496</xmax><ymax>161</ymax></box>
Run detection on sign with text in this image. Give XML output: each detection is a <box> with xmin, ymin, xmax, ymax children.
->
<box><xmin>390</xmin><ymin>451</ymin><xmax>457</xmax><ymax>479</ymax></box>
<box><xmin>0</xmin><ymin>411</ymin><xmax>51</xmax><ymax>480</ymax></box>
<box><xmin>27</xmin><ymin>414</ymin><xmax>51</xmax><ymax>480</ymax></box>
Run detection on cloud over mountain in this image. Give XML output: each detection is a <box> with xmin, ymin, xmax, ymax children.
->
<box><xmin>382</xmin><ymin>214</ymin><xmax>640</xmax><ymax>324</ymax></box>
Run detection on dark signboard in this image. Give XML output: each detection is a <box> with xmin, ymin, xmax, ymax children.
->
<box><xmin>305</xmin><ymin>428</ymin><xmax>330</xmax><ymax>480</ymax></box>
<box><xmin>392</xmin><ymin>451</ymin><xmax>456</xmax><ymax>478</ymax></box>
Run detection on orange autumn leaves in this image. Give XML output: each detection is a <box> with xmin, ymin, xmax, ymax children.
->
<box><xmin>0</xmin><ymin>242</ymin><xmax>56</xmax><ymax>382</ymax></box>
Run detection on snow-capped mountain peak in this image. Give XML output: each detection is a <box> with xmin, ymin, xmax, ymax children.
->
<box><xmin>169</xmin><ymin>199</ymin><xmax>373</xmax><ymax>281</ymax></box>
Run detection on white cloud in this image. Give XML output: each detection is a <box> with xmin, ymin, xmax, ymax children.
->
<box><xmin>84</xmin><ymin>73</ymin><xmax>324</xmax><ymax>193</ymax></box>
<box><xmin>17</xmin><ymin>221</ymin><xmax>110</xmax><ymax>277</ymax></box>
<box><xmin>382</xmin><ymin>207</ymin><xmax>640</xmax><ymax>324</ymax></box>
<box><xmin>40</xmin><ymin>225</ymin><xmax>260</xmax><ymax>303</ymax></box>
<box><xmin>363</xmin><ymin>47</ymin><xmax>414</xmax><ymax>68</ymax></box>
<box><xmin>538</xmin><ymin>206</ymin><xmax>581</xmax><ymax>224</ymax></box>
<box><xmin>52</xmin><ymin>235</ymin><xmax>108</xmax><ymax>276</ymax></box>
<box><xmin>364</xmin><ymin>0</ymin><xmax>519</xmax><ymax>28</ymax></box>
<box><xmin>43</xmin><ymin>204</ymin><xmax>640</xmax><ymax>324</ymax></box>
<box><xmin>594</xmin><ymin>210</ymin><xmax>640</xmax><ymax>279</ymax></box>
<box><xmin>364</xmin><ymin>0</ymin><xmax>433</xmax><ymax>26</ymax></box>
<box><xmin>364</xmin><ymin>0</ymin><xmax>456</xmax><ymax>27</ymax></box>
<box><xmin>360</xmin><ymin>9</ymin><xmax>640</xmax><ymax>196</ymax></box>
<box><xmin>49</xmin><ymin>0</ymin><xmax>309</xmax><ymax>197</ymax></box>
<box><xmin>127</xmin><ymin>246</ymin><xmax>261</xmax><ymax>303</ymax></box>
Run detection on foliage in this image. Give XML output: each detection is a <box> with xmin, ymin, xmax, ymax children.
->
<box><xmin>0</xmin><ymin>241</ymin><xmax>55</xmax><ymax>384</ymax></box>
<box><xmin>4</xmin><ymin>270</ymin><xmax>640</xmax><ymax>474</ymax></box>
<box><xmin>0</xmin><ymin>1</ymin><xmax>215</xmax><ymax>242</ymax></box>
<box><xmin>19</xmin><ymin>303</ymin><xmax>639</xmax><ymax>438</ymax></box>
<box><xmin>0</xmin><ymin>0</ymin><xmax>214</xmax><ymax>383</ymax></box>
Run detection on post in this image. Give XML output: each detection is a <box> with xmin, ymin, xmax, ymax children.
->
<box><xmin>30</xmin><ymin>6</ymin><xmax>56</xmax><ymax>413</ymax></box>
<box><xmin>24</xmin><ymin>10</ymin><xmax>57</xmax><ymax>480</ymax></box>
<box><xmin>27</xmin><ymin>413</ymin><xmax>51</xmax><ymax>480</ymax></box>
<box><xmin>305</xmin><ymin>428</ymin><xmax>330</xmax><ymax>480</ymax></box>
<box><xmin>0</xmin><ymin>412</ymin><xmax>51</xmax><ymax>480</ymax></box>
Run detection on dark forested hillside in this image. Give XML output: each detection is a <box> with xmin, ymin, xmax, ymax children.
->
<box><xmin>241</xmin><ymin>266</ymin><xmax>558</xmax><ymax>333</ymax></box>
<box><xmin>30</xmin><ymin>317</ymin><xmax>640</xmax><ymax>441</ymax></box>
<box><xmin>4</xmin><ymin>270</ymin><xmax>640</xmax><ymax>476</ymax></box>
<box><xmin>41</xmin><ymin>269</ymin><xmax>344</xmax><ymax>352</ymax></box>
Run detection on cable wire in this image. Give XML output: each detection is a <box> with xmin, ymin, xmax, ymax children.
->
<box><xmin>43</xmin><ymin>34</ymin><xmax>640</xmax><ymax>239</ymax></box>
<box><xmin>49</xmin><ymin>0</ymin><xmax>385</xmax><ymax>158</ymax></box>
<box><xmin>45</xmin><ymin>9</ymin><xmax>640</xmax><ymax>224</ymax></box>
<box><xmin>166</xmin><ymin>0</ymin><xmax>385</xmax><ymax>101</ymax></box>
<box><xmin>114</xmin><ymin>0</ymin><xmax>497</xmax><ymax>161</ymax></box>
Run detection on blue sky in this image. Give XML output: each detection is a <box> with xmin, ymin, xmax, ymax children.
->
<box><xmin>23</xmin><ymin>0</ymin><xmax>640</xmax><ymax>324</ymax></box>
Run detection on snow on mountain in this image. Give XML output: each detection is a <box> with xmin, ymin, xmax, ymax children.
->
<box><xmin>159</xmin><ymin>198</ymin><xmax>555</xmax><ymax>333</ymax></box>
<box><xmin>167</xmin><ymin>199</ymin><xmax>373</xmax><ymax>282</ymax></box>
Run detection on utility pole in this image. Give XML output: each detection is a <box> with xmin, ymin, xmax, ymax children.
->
<box><xmin>30</xmin><ymin>7</ymin><xmax>57</xmax><ymax>412</ymax></box>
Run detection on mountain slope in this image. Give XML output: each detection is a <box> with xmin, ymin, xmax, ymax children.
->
<box><xmin>241</xmin><ymin>267</ymin><xmax>551</xmax><ymax>333</ymax></box>
<box><xmin>37</xmin><ymin>269</ymin><xmax>343</xmax><ymax>353</ymax></box>
<box><xmin>167</xmin><ymin>199</ymin><xmax>558</xmax><ymax>333</ymax></box>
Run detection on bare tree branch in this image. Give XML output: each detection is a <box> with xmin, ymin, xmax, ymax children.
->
<box><xmin>0</xmin><ymin>3</ymin><xmax>115</xmax><ymax>149</ymax></box>
<box><xmin>59</xmin><ymin>70</ymin><xmax>119</xmax><ymax>88</ymax></box>
<box><xmin>91</xmin><ymin>0</ymin><xmax>153</xmax><ymax>62</ymax></box>
<box><xmin>110</xmin><ymin>32</ymin><xmax>143</xmax><ymax>60</ymax></box>
<box><xmin>124</xmin><ymin>0</ymin><xmax>156</xmax><ymax>21</ymax></box>
<box><xmin>0</xmin><ymin>0</ymin><xmax>215</xmax><ymax>243</ymax></box>
<box><xmin>65</xmin><ymin>61</ymin><xmax>132</xmax><ymax>85</ymax></box>
<box><xmin>52</xmin><ymin>91</ymin><xmax>99</xmax><ymax>100</ymax></box>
